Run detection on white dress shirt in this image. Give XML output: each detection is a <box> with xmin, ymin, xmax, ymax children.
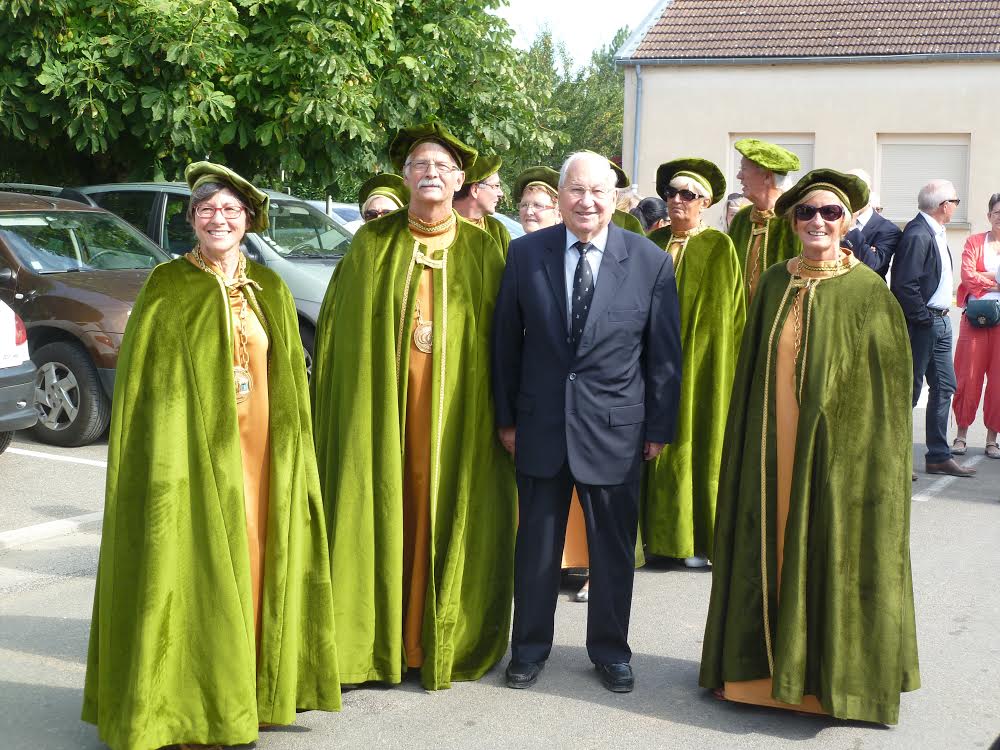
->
<box><xmin>855</xmin><ymin>206</ymin><xmax>874</xmax><ymax>232</ymax></box>
<box><xmin>920</xmin><ymin>211</ymin><xmax>953</xmax><ymax>310</ymax></box>
<box><xmin>564</xmin><ymin>226</ymin><xmax>608</xmax><ymax>326</ymax></box>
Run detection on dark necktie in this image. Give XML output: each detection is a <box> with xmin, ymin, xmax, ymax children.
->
<box><xmin>571</xmin><ymin>241</ymin><xmax>595</xmax><ymax>348</ymax></box>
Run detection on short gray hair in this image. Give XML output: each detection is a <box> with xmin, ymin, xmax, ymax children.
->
<box><xmin>917</xmin><ymin>179</ymin><xmax>957</xmax><ymax>212</ymax></box>
<box><xmin>774</xmin><ymin>172</ymin><xmax>794</xmax><ymax>191</ymax></box>
<box><xmin>558</xmin><ymin>151</ymin><xmax>617</xmax><ymax>192</ymax></box>
<box><xmin>187</xmin><ymin>182</ymin><xmax>256</xmax><ymax>226</ymax></box>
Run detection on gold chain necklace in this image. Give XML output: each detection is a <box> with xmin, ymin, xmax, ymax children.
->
<box><xmin>191</xmin><ymin>246</ymin><xmax>259</xmax><ymax>404</ymax></box>
<box><xmin>796</xmin><ymin>253</ymin><xmax>850</xmax><ymax>274</ymax></box>
<box><xmin>408</xmin><ymin>211</ymin><xmax>455</xmax><ymax>236</ymax></box>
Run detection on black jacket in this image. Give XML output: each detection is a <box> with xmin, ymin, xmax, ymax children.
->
<box><xmin>491</xmin><ymin>222</ymin><xmax>682</xmax><ymax>485</ymax></box>
<box><xmin>889</xmin><ymin>213</ymin><xmax>951</xmax><ymax>327</ymax></box>
<box><xmin>845</xmin><ymin>210</ymin><xmax>902</xmax><ymax>278</ymax></box>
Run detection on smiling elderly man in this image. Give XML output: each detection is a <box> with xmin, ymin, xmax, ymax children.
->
<box><xmin>492</xmin><ymin>150</ymin><xmax>682</xmax><ymax>694</ymax></box>
<box><xmin>311</xmin><ymin>121</ymin><xmax>515</xmax><ymax>690</ymax></box>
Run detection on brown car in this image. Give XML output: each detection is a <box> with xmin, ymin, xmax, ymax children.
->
<box><xmin>0</xmin><ymin>192</ymin><xmax>170</xmax><ymax>446</ymax></box>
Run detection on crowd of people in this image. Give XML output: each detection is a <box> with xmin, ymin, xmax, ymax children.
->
<box><xmin>81</xmin><ymin>119</ymin><xmax>1000</xmax><ymax>748</ymax></box>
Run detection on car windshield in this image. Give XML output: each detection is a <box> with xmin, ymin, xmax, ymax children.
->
<box><xmin>0</xmin><ymin>211</ymin><xmax>168</xmax><ymax>273</ymax></box>
<box><xmin>259</xmin><ymin>200</ymin><xmax>352</xmax><ymax>259</ymax></box>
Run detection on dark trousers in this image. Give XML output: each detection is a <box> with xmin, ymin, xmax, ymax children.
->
<box><xmin>510</xmin><ymin>462</ymin><xmax>639</xmax><ymax>666</ymax></box>
<box><xmin>910</xmin><ymin>314</ymin><xmax>957</xmax><ymax>463</ymax></box>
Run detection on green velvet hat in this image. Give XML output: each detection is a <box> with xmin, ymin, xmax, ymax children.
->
<box><xmin>775</xmin><ymin>168</ymin><xmax>870</xmax><ymax>216</ymax></box>
<box><xmin>464</xmin><ymin>154</ymin><xmax>501</xmax><ymax>184</ymax></box>
<box><xmin>388</xmin><ymin>121</ymin><xmax>478</xmax><ymax>172</ymax></box>
<box><xmin>357</xmin><ymin>173</ymin><xmax>409</xmax><ymax>212</ymax></box>
<box><xmin>608</xmin><ymin>159</ymin><xmax>630</xmax><ymax>189</ymax></box>
<box><xmin>184</xmin><ymin>161</ymin><xmax>270</xmax><ymax>232</ymax></box>
<box><xmin>513</xmin><ymin>166</ymin><xmax>560</xmax><ymax>203</ymax></box>
<box><xmin>655</xmin><ymin>157</ymin><xmax>726</xmax><ymax>206</ymax></box>
<box><xmin>734</xmin><ymin>138</ymin><xmax>801</xmax><ymax>175</ymax></box>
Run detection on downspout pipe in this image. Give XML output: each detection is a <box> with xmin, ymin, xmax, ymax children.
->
<box><xmin>631</xmin><ymin>64</ymin><xmax>643</xmax><ymax>191</ymax></box>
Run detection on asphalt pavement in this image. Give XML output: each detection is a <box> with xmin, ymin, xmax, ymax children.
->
<box><xmin>1</xmin><ymin>394</ymin><xmax>998</xmax><ymax>749</ymax></box>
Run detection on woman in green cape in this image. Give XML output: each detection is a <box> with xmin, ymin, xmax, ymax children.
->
<box><xmin>82</xmin><ymin>162</ymin><xmax>340</xmax><ymax>750</ymax></box>
<box><xmin>642</xmin><ymin>158</ymin><xmax>746</xmax><ymax>567</ymax></box>
<box><xmin>700</xmin><ymin>169</ymin><xmax>919</xmax><ymax>724</ymax></box>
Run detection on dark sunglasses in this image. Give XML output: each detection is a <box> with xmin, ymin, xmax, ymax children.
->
<box><xmin>940</xmin><ymin>198</ymin><xmax>961</xmax><ymax>206</ymax></box>
<box><xmin>664</xmin><ymin>187</ymin><xmax>700</xmax><ymax>202</ymax></box>
<box><xmin>363</xmin><ymin>209</ymin><xmax>394</xmax><ymax>221</ymax></box>
<box><xmin>793</xmin><ymin>204</ymin><xmax>846</xmax><ymax>221</ymax></box>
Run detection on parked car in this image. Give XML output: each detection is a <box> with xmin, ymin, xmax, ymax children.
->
<box><xmin>0</xmin><ymin>192</ymin><xmax>171</xmax><ymax>446</ymax></box>
<box><xmin>0</xmin><ymin>298</ymin><xmax>36</xmax><ymax>454</ymax></box>
<box><xmin>492</xmin><ymin>212</ymin><xmax>526</xmax><ymax>240</ymax></box>
<box><xmin>305</xmin><ymin>199</ymin><xmax>361</xmax><ymax>233</ymax></box>
<box><xmin>78</xmin><ymin>183</ymin><xmax>351</xmax><ymax>372</ymax></box>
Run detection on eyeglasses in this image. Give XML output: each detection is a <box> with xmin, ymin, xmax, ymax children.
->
<box><xmin>479</xmin><ymin>181</ymin><xmax>503</xmax><ymax>193</ymax></box>
<box><xmin>363</xmin><ymin>209</ymin><xmax>394</xmax><ymax>221</ymax></box>
<box><xmin>793</xmin><ymin>204</ymin><xmax>846</xmax><ymax>222</ymax></box>
<box><xmin>405</xmin><ymin>160</ymin><xmax>460</xmax><ymax>175</ymax></box>
<box><xmin>663</xmin><ymin>187</ymin><xmax>700</xmax><ymax>202</ymax></box>
<box><xmin>940</xmin><ymin>198</ymin><xmax>961</xmax><ymax>206</ymax></box>
<box><xmin>566</xmin><ymin>186</ymin><xmax>611</xmax><ymax>200</ymax></box>
<box><xmin>195</xmin><ymin>204</ymin><xmax>245</xmax><ymax>219</ymax></box>
<box><xmin>518</xmin><ymin>202</ymin><xmax>555</xmax><ymax>213</ymax></box>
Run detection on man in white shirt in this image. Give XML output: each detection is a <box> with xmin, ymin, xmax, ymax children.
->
<box><xmin>890</xmin><ymin>179</ymin><xmax>975</xmax><ymax>478</ymax></box>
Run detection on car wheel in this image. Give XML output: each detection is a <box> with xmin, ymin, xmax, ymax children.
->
<box><xmin>29</xmin><ymin>341</ymin><xmax>111</xmax><ymax>447</ymax></box>
<box><xmin>0</xmin><ymin>431</ymin><xmax>11</xmax><ymax>455</ymax></box>
<box><xmin>299</xmin><ymin>322</ymin><xmax>315</xmax><ymax>378</ymax></box>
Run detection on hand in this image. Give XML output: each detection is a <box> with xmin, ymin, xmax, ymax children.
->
<box><xmin>498</xmin><ymin>427</ymin><xmax>516</xmax><ymax>455</ymax></box>
<box><xmin>643</xmin><ymin>441</ymin><xmax>665</xmax><ymax>460</ymax></box>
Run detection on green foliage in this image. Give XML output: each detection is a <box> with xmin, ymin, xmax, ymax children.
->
<box><xmin>0</xmin><ymin>0</ymin><xmax>560</xmax><ymax>198</ymax></box>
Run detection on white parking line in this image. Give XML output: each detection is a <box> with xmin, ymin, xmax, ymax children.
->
<box><xmin>0</xmin><ymin>511</ymin><xmax>104</xmax><ymax>551</ymax></box>
<box><xmin>912</xmin><ymin>454</ymin><xmax>986</xmax><ymax>503</ymax></box>
<box><xmin>7</xmin><ymin>447</ymin><xmax>107</xmax><ymax>468</ymax></box>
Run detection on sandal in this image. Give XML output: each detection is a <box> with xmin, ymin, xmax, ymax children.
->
<box><xmin>986</xmin><ymin>442</ymin><xmax>1000</xmax><ymax>459</ymax></box>
<box><xmin>951</xmin><ymin>437</ymin><xmax>967</xmax><ymax>455</ymax></box>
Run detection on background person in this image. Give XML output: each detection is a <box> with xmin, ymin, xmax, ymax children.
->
<box><xmin>842</xmin><ymin>168</ymin><xmax>901</xmax><ymax>279</ymax></box>
<box><xmin>951</xmin><ymin>193</ymin><xmax>1000</xmax><ymax>458</ymax></box>
<box><xmin>632</xmin><ymin>196</ymin><xmax>669</xmax><ymax>233</ymax></box>
<box><xmin>358</xmin><ymin>173</ymin><xmax>409</xmax><ymax>222</ymax></box>
<box><xmin>607</xmin><ymin>157</ymin><xmax>646</xmax><ymax>234</ymax></box>
<box><xmin>891</xmin><ymin>179</ymin><xmax>976</xmax><ymax>478</ymax></box>
<box><xmin>728</xmin><ymin>138</ymin><xmax>802</xmax><ymax>304</ymax></box>
<box><xmin>701</xmin><ymin>169</ymin><xmax>919</xmax><ymax>725</ymax></box>
<box><xmin>722</xmin><ymin>192</ymin><xmax>750</xmax><ymax>231</ymax></box>
<box><xmin>643</xmin><ymin>159</ymin><xmax>745</xmax><ymax>568</ymax></box>
<box><xmin>82</xmin><ymin>162</ymin><xmax>341</xmax><ymax>750</ymax></box>
<box><xmin>454</xmin><ymin>153</ymin><xmax>511</xmax><ymax>257</ymax></box>
<box><xmin>514</xmin><ymin>166</ymin><xmax>562</xmax><ymax>233</ymax></box>
<box><xmin>493</xmin><ymin>151</ymin><xmax>682</xmax><ymax>694</ymax></box>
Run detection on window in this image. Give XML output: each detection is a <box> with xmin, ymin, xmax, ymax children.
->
<box><xmin>878</xmin><ymin>134</ymin><xmax>970</xmax><ymax>224</ymax></box>
<box><xmin>729</xmin><ymin>133</ymin><xmax>814</xmax><ymax>195</ymax></box>
<box><xmin>90</xmin><ymin>191</ymin><xmax>157</xmax><ymax>238</ymax></box>
<box><xmin>163</xmin><ymin>194</ymin><xmax>196</xmax><ymax>256</ymax></box>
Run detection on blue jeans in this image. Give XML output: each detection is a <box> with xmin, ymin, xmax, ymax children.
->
<box><xmin>909</xmin><ymin>314</ymin><xmax>957</xmax><ymax>463</ymax></box>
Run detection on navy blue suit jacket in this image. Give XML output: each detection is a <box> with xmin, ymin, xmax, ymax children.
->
<box><xmin>845</xmin><ymin>211</ymin><xmax>902</xmax><ymax>278</ymax></box>
<box><xmin>491</xmin><ymin>222</ymin><xmax>682</xmax><ymax>486</ymax></box>
<box><xmin>889</xmin><ymin>213</ymin><xmax>951</xmax><ymax>328</ymax></box>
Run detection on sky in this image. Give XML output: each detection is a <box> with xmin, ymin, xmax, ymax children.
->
<box><xmin>493</xmin><ymin>0</ymin><xmax>659</xmax><ymax>68</ymax></box>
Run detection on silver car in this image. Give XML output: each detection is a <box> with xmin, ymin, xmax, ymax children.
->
<box><xmin>78</xmin><ymin>183</ymin><xmax>351</xmax><ymax>372</ymax></box>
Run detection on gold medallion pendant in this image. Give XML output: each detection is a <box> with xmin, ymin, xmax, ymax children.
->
<box><xmin>413</xmin><ymin>322</ymin><xmax>433</xmax><ymax>354</ymax></box>
<box><xmin>234</xmin><ymin>365</ymin><xmax>253</xmax><ymax>404</ymax></box>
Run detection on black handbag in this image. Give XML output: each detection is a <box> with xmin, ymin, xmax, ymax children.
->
<box><xmin>965</xmin><ymin>298</ymin><xmax>1000</xmax><ymax>328</ymax></box>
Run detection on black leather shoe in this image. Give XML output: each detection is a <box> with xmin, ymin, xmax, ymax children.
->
<box><xmin>505</xmin><ymin>660</ymin><xmax>543</xmax><ymax>689</ymax></box>
<box><xmin>595</xmin><ymin>662</ymin><xmax>633</xmax><ymax>693</ymax></box>
<box><xmin>926</xmin><ymin>458</ymin><xmax>976</xmax><ymax>477</ymax></box>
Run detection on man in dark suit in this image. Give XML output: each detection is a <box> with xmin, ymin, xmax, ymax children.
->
<box><xmin>890</xmin><ymin>179</ymin><xmax>975</xmax><ymax>478</ymax></box>
<box><xmin>491</xmin><ymin>151</ymin><xmax>682</xmax><ymax>693</ymax></box>
<box><xmin>843</xmin><ymin>170</ymin><xmax>901</xmax><ymax>278</ymax></box>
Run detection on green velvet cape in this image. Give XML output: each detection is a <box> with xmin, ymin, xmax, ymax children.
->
<box><xmin>642</xmin><ymin>226</ymin><xmax>745</xmax><ymax>558</ymax></box>
<box><xmin>310</xmin><ymin>210</ymin><xmax>516</xmax><ymax>690</ymax></box>
<box><xmin>727</xmin><ymin>204</ymin><xmax>801</xmax><ymax>306</ymax></box>
<box><xmin>485</xmin><ymin>214</ymin><xmax>511</xmax><ymax>258</ymax></box>
<box><xmin>612</xmin><ymin>209</ymin><xmax>645</xmax><ymax>234</ymax></box>
<box><xmin>82</xmin><ymin>258</ymin><xmax>340</xmax><ymax>750</ymax></box>
<box><xmin>699</xmin><ymin>261</ymin><xmax>919</xmax><ymax>724</ymax></box>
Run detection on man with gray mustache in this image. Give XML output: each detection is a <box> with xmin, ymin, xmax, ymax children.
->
<box><xmin>311</xmin><ymin>121</ymin><xmax>516</xmax><ymax>690</ymax></box>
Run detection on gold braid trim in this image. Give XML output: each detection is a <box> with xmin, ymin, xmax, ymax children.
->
<box><xmin>433</xmin><ymin>251</ymin><xmax>448</xmax><ymax>506</ymax></box>
<box><xmin>395</xmin><ymin>242</ymin><xmax>420</xmax><ymax>386</ymax></box>
<box><xmin>798</xmin><ymin>281</ymin><xmax>819</xmax><ymax>404</ymax></box>
<box><xmin>759</xmin><ymin>277</ymin><xmax>795</xmax><ymax>675</ymax></box>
